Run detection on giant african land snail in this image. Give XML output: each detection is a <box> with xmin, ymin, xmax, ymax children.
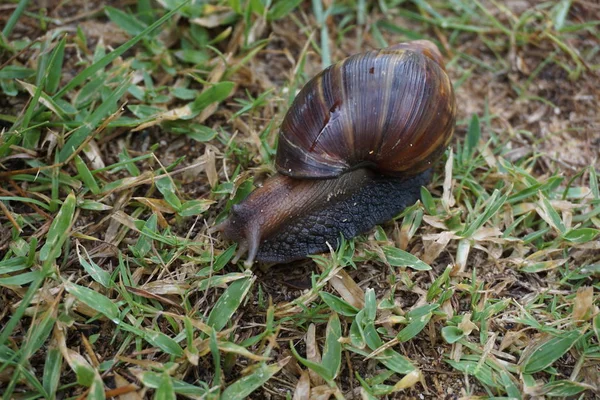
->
<box><xmin>216</xmin><ymin>40</ymin><xmax>456</xmax><ymax>266</ymax></box>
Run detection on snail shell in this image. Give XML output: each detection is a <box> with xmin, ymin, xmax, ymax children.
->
<box><xmin>218</xmin><ymin>40</ymin><xmax>456</xmax><ymax>266</ymax></box>
<box><xmin>276</xmin><ymin>40</ymin><xmax>455</xmax><ymax>179</ymax></box>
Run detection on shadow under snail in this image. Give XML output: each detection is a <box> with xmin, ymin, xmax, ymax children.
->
<box><xmin>216</xmin><ymin>40</ymin><xmax>456</xmax><ymax>267</ymax></box>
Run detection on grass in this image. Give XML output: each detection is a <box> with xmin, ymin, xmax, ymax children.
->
<box><xmin>0</xmin><ymin>0</ymin><xmax>599</xmax><ymax>398</ymax></box>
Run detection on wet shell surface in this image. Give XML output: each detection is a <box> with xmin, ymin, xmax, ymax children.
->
<box><xmin>276</xmin><ymin>40</ymin><xmax>456</xmax><ymax>179</ymax></box>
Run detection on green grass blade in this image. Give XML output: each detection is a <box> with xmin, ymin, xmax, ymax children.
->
<box><xmin>0</xmin><ymin>271</ymin><xmax>46</xmax><ymax>346</ymax></box>
<box><xmin>136</xmin><ymin>371</ymin><xmax>208</xmax><ymax>396</ymax></box>
<box><xmin>2</xmin><ymin>0</ymin><xmax>31</xmax><ymax>37</ymax></box>
<box><xmin>76</xmin><ymin>241</ymin><xmax>111</xmax><ymax>287</ymax></box>
<box><xmin>0</xmin><ymin>65</ymin><xmax>35</xmax><ymax>79</ymax></box>
<box><xmin>460</xmin><ymin>190</ymin><xmax>508</xmax><ymax>238</ymax></box>
<box><xmin>74</xmin><ymin>155</ymin><xmax>100</xmax><ymax>195</ymax></box>
<box><xmin>521</xmin><ymin>330</ymin><xmax>582</xmax><ymax>374</ymax></box>
<box><xmin>382</xmin><ymin>246</ymin><xmax>431</xmax><ymax>271</ymax></box>
<box><xmin>221</xmin><ymin>361</ymin><xmax>286</xmax><ymax>400</ymax></box>
<box><xmin>319</xmin><ymin>292</ymin><xmax>359</xmax><ymax>317</ymax></box>
<box><xmin>321</xmin><ymin>313</ymin><xmax>342</xmax><ymax>380</ymax></box>
<box><xmin>105</xmin><ymin>7</ymin><xmax>148</xmax><ymax>36</ymax></box>
<box><xmin>186</xmin><ymin>82</ymin><xmax>235</xmax><ymax>119</ymax></box>
<box><xmin>63</xmin><ymin>281</ymin><xmax>120</xmax><ymax>323</ymax></box>
<box><xmin>537</xmin><ymin>194</ymin><xmax>567</xmax><ymax>234</ymax></box>
<box><xmin>155</xmin><ymin>373</ymin><xmax>176</xmax><ymax>400</ymax></box>
<box><xmin>42</xmin><ymin>346</ymin><xmax>62</xmax><ymax>400</ymax></box>
<box><xmin>143</xmin><ymin>328</ymin><xmax>184</xmax><ymax>357</ymax></box>
<box><xmin>58</xmin><ymin>76</ymin><xmax>131</xmax><ymax>162</ymax></box>
<box><xmin>45</xmin><ymin>36</ymin><xmax>66</xmax><ymax>95</ymax></box>
<box><xmin>397</xmin><ymin>308</ymin><xmax>436</xmax><ymax>343</ymax></box>
<box><xmin>155</xmin><ymin>176</ymin><xmax>182</xmax><ymax>211</ymax></box>
<box><xmin>466</xmin><ymin>114</ymin><xmax>480</xmax><ymax>159</ymax></box>
<box><xmin>52</xmin><ymin>2</ymin><xmax>189</xmax><ymax>99</ymax></box>
<box><xmin>39</xmin><ymin>192</ymin><xmax>77</xmax><ymax>263</ymax></box>
<box><xmin>206</xmin><ymin>276</ymin><xmax>254</xmax><ymax>332</ymax></box>
<box><xmin>291</xmin><ymin>342</ymin><xmax>334</xmax><ymax>381</ymax></box>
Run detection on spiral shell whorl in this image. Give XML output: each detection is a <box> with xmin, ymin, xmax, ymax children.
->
<box><xmin>276</xmin><ymin>40</ymin><xmax>456</xmax><ymax>179</ymax></box>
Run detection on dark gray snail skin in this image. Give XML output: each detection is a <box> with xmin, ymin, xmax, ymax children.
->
<box><xmin>217</xmin><ymin>40</ymin><xmax>456</xmax><ymax>267</ymax></box>
<box><xmin>220</xmin><ymin>168</ymin><xmax>431</xmax><ymax>265</ymax></box>
<box><xmin>252</xmin><ymin>170</ymin><xmax>431</xmax><ymax>263</ymax></box>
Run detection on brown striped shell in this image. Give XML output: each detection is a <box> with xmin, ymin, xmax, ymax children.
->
<box><xmin>276</xmin><ymin>40</ymin><xmax>456</xmax><ymax>179</ymax></box>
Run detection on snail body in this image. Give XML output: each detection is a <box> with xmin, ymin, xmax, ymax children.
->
<box><xmin>218</xmin><ymin>40</ymin><xmax>456</xmax><ymax>266</ymax></box>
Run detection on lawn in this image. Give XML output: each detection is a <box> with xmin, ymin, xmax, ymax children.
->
<box><xmin>0</xmin><ymin>0</ymin><xmax>599</xmax><ymax>398</ymax></box>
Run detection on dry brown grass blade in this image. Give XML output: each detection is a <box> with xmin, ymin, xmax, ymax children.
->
<box><xmin>310</xmin><ymin>385</ymin><xmax>336</xmax><ymax>400</ymax></box>
<box><xmin>422</xmin><ymin>231</ymin><xmax>457</xmax><ymax>265</ymax></box>
<box><xmin>0</xmin><ymin>200</ymin><xmax>21</xmax><ymax>232</ymax></box>
<box><xmin>110</xmin><ymin>373</ymin><xmax>140</xmax><ymax>400</ymax></box>
<box><xmin>392</xmin><ymin>369</ymin><xmax>422</xmax><ymax>392</ymax></box>
<box><xmin>322</xmin><ymin>267</ymin><xmax>364</xmax><ymax>309</ymax></box>
<box><xmin>572</xmin><ymin>286</ymin><xmax>594</xmax><ymax>322</ymax></box>
<box><xmin>292</xmin><ymin>370</ymin><xmax>311</xmax><ymax>400</ymax></box>
<box><xmin>305</xmin><ymin>323</ymin><xmax>325</xmax><ymax>387</ymax></box>
<box><xmin>80</xmin><ymin>333</ymin><xmax>100</xmax><ymax>367</ymax></box>
<box><xmin>124</xmin><ymin>286</ymin><xmax>185</xmax><ymax>311</ymax></box>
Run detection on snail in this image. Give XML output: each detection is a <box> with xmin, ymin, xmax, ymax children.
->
<box><xmin>216</xmin><ymin>40</ymin><xmax>456</xmax><ymax>267</ymax></box>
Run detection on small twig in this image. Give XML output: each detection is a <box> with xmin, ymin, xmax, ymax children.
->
<box><xmin>0</xmin><ymin>38</ymin><xmax>40</xmax><ymax>70</ymax></box>
<box><xmin>0</xmin><ymin>200</ymin><xmax>21</xmax><ymax>232</ymax></box>
<box><xmin>8</xmin><ymin>180</ymin><xmax>52</xmax><ymax>220</ymax></box>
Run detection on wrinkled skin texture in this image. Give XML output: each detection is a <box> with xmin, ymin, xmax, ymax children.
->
<box><xmin>253</xmin><ymin>170</ymin><xmax>431</xmax><ymax>263</ymax></box>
